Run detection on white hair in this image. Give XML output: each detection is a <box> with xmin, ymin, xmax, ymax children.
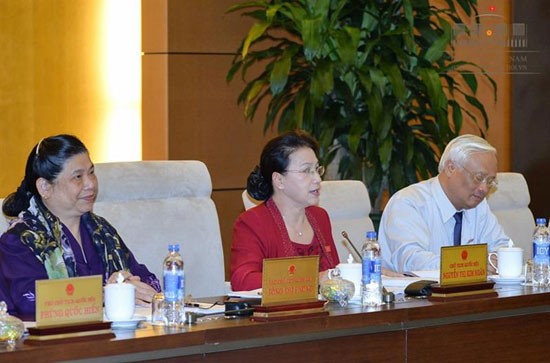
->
<box><xmin>438</xmin><ymin>134</ymin><xmax>497</xmax><ymax>173</ymax></box>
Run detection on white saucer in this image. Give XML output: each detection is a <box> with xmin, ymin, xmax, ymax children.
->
<box><xmin>107</xmin><ymin>314</ymin><xmax>146</xmax><ymax>329</ymax></box>
<box><xmin>488</xmin><ymin>275</ymin><xmax>525</xmax><ymax>285</ymax></box>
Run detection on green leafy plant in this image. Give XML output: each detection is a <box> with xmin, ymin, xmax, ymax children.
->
<box><xmin>227</xmin><ymin>0</ymin><xmax>495</xmax><ymax>212</ymax></box>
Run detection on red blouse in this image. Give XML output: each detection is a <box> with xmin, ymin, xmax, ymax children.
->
<box><xmin>230</xmin><ymin>198</ymin><xmax>340</xmax><ymax>291</ymax></box>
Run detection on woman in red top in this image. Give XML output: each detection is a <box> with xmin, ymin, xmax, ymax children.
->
<box><xmin>230</xmin><ymin>130</ymin><xmax>340</xmax><ymax>291</ymax></box>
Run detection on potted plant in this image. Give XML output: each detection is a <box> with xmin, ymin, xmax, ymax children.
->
<box><xmin>227</xmin><ymin>0</ymin><xmax>495</xmax><ymax>214</ymax></box>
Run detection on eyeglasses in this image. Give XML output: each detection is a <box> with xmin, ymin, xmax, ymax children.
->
<box><xmin>462</xmin><ymin>166</ymin><xmax>498</xmax><ymax>189</ymax></box>
<box><xmin>285</xmin><ymin>165</ymin><xmax>325</xmax><ymax>177</ymax></box>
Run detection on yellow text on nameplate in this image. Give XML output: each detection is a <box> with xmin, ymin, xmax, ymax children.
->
<box><xmin>261</xmin><ymin>256</ymin><xmax>319</xmax><ymax>306</ymax></box>
<box><xmin>440</xmin><ymin>244</ymin><xmax>488</xmax><ymax>285</ymax></box>
<box><xmin>36</xmin><ymin>275</ymin><xmax>103</xmax><ymax>327</ymax></box>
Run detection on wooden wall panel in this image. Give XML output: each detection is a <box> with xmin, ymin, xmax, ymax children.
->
<box><xmin>166</xmin><ymin>55</ymin><xmax>275</xmax><ymax>188</ymax></box>
<box><xmin>142</xmin><ymin>55</ymin><xmax>169</xmax><ymax>160</ymax></box>
<box><xmin>452</xmin><ymin>0</ymin><xmax>512</xmax><ymax>170</ymax></box>
<box><xmin>166</xmin><ymin>0</ymin><xmax>252</xmax><ymax>53</ymax></box>
<box><xmin>0</xmin><ymin>1</ymin><xmax>118</xmax><ymax>197</ymax></box>
<box><xmin>142</xmin><ymin>0</ymin><xmax>252</xmax><ymax>53</ymax></box>
<box><xmin>212</xmin><ymin>190</ymin><xmax>246</xmax><ymax>280</ymax></box>
<box><xmin>511</xmin><ymin>0</ymin><xmax>550</xmax><ymax>218</ymax></box>
<box><xmin>141</xmin><ymin>0</ymin><xmax>168</xmax><ymax>53</ymax></box>
<box><xmin>0</xmin><ymin>1</ymin><xmax>34</xmax><ymax>195</ymax></box>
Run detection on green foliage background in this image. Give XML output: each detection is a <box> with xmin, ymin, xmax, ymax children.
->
<box><xmin>227</xmin><ymin>0</ymin><xmax>495</xmax><ymax>210</ymax></box>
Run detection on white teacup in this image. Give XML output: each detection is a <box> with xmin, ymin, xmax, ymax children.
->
<box><xmin>489</xmin><ymin>247</ymin><xmax>524</xmax><ymax>278</ymax></box>
<box><xmin>104</xmin><ymin>282</ymin><xmax>135</xmax><ymax>321</ymax></box>
<box><xmin>334</xmin><ymin>263</ymin><xmax>361</xmax><ymax>299</ymax></box>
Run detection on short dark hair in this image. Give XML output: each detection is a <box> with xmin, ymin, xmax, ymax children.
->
<box><xmin>247</xmin><ymin>130</ymin><xmax>319</xmax><ymax>200</ymax></box>
<box><xmin>2</xmin><ymin>134</ymin><xmax>88</xmax><ymax>217</ymax></box>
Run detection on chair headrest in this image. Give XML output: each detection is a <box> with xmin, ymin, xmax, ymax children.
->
<box><xmin>487</xmin><ymin>172</ymin><xmax>531</xmax><ymax>210</ymax></box>
<box><xmin>95</xmin><ymin>161</ymin><xmax>212</xmax><ymax>202</ymax></box>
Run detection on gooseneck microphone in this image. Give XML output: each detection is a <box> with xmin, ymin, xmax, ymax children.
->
<box><xmin>341</xmin><ymin>231</ymin><xmax>362</xmax><ymax>262</ymax></box>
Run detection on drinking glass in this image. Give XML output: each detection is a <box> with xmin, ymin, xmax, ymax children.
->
<box><xmin>524</xmin><ymin>260</ymin><xmax>533</xmax><ymax>285</ymax></box>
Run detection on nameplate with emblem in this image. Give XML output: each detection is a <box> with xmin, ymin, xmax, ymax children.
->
<box><xmin>440</xmin><ymin>244</ymin><xmax>488</xmax><ymax>285</ymax></box>
<box><xmin>261</xmin><ymin>256</ymin><xmax>319</xmax><ymax>306</ymax></box>
<box><xmin>35</xmin><ymin>275</ymin><xmax>103</xmax><ymax>327</ymax></box>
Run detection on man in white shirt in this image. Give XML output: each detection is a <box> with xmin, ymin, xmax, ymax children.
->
<box><xmin>378</xmin><ymin>134</ymin><xmax>509</xmax><ymax>272</ymax></box>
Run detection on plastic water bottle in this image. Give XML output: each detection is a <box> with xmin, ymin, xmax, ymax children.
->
<box><xmin>532</xmin><ymin>218</ymin><xmax>549</xmax><ymax>287</ymax></box>
<box><xmin>162</xmin><ymin>244</ymin><xmax>185</xmax><ymax>326</ymax></box>
<box><xmin>361</xmin><ymin>231</ymin><xmax>382</xmax><ymax>306</ymax></box>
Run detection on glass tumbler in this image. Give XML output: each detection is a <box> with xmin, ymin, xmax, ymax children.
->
<box><xmin>524</xmin><ymin>259</ymin><xmax>534</xmax><ymax>286</ymax></box>
<box><xmin>151</xmin><ymin>293</ymin><xmax>165</xmax><ymax>325</ymax></box>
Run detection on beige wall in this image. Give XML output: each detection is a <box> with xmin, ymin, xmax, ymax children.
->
<box><xmin>0</xmin><ymin>0</ymin><xmax>141</xmax><ymax>198</ymax></box>
<box><xmin>1</xmin><ymin>1</ymin><xmax>99</xmax><ymax>196</ymax></box>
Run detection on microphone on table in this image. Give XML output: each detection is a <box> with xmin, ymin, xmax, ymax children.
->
<box><xmin>341</xmin><ymin>231</ymin><xmax>362</xmax><ymax>262</ymax></box>
<box><xmin>184</xmin><ymin>306</ymin><xmax>256</xmax><ymax>324</ymax></box>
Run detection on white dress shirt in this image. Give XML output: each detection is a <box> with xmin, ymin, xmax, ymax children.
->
<box><xmin>378</xmin><ymin>177</ymin><xmax>509</xmax><ymax>272</ymax></box>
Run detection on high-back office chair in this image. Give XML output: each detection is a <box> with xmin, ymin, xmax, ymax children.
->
<box><xmin>487</xmin><ymin>172</ymin><xmax>535</xmax><ymax>256</ymax></box>
<box><xmin>0</xmin><ymin>206</ymin><xmax>7</xmax><ymax>235</ymax></box>
<box><xmin>319</xmin><ymin>180</ymin><xmax>374</xmax><ymax>262</ymax></box>
<box><xmin>92</xmin><ymin>160</ymin><xmax>226</xmax><ymax>298</ymax></box>
<box><xmin>241</xmin><ymin>180</ymin><xmax>373</xmax><ymax>263</ymax></box>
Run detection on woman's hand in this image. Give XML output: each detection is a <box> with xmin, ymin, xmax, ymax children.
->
<box><xmin>107</xmin><ymin>271</ymin><xmax>157</xmax><ymax>306</ymax></box>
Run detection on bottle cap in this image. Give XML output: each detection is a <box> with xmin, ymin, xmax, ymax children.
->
<box><xmin>366</xmin><ymin>231</ymin><xmax>377</xmax><ymax>239</ymax></box>
<box><xmin>535</xmin><ymin>218</ymin><xmax>547</xmax><ymax>225</ymax></box>
<box><xmin>168</xmin><ymin>244</ymin><xmax>180</xmax><ymax>252</ymax></box>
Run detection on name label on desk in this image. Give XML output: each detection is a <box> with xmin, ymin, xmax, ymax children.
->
<box><xmin>35</xmin><ymin>275</ymin><xmax>103</xmax><ymax>327</ymax></box>
<box><xmin>440</xmin><ymin>244</ymin><xmax>488</xmax><ymax>285</ymax></box>
<box><xmin>261</xmin><ymin>256</ymin><xmax>319</xmax><ymax>306</ymax></box>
